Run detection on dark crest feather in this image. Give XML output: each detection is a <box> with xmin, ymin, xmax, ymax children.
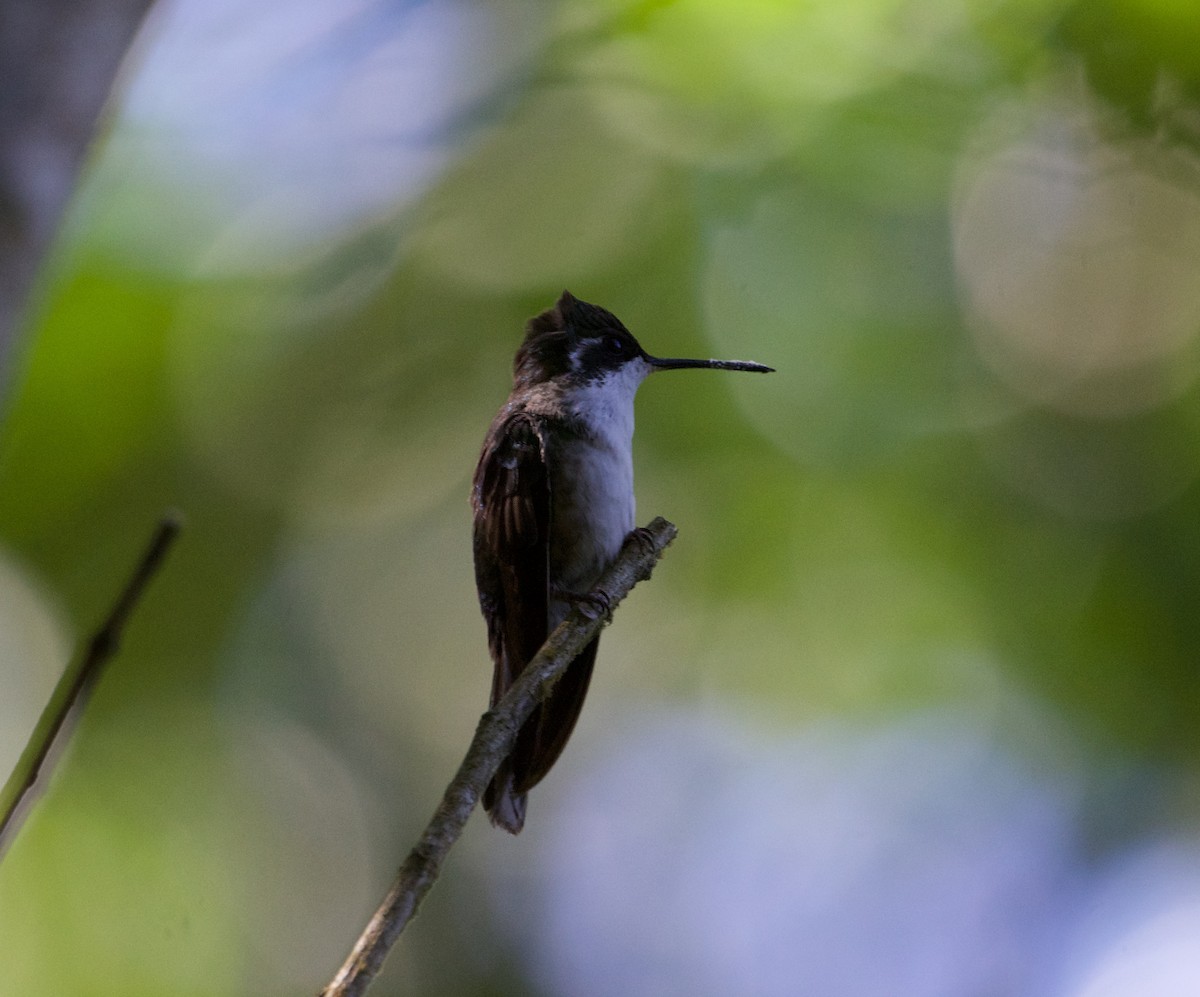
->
<box><xmin>513</xmin><ymin>290</ymin><xmax>630</xmax><ymax>387</ymax></box>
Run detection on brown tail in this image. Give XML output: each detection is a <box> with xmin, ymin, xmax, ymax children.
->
<box><xmin>483</xmin><ymin>635</ymin><xmax>599</xmax><ymax>834</ymax></box>
<box><xmin>484</xmin><ymin>761</ymin><xmax>527</xmax><ymax>834</ymax></box>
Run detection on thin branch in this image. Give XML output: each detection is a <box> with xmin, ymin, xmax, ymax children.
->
<box><xmin>321</xmin><ymin>516</ymin><xmax>678</xmax><ymax>997</ymax></box>
<box><xmin>0</xmin><ymin>511</ymin><xmax>184</xmax><ymax>859</ymax></box>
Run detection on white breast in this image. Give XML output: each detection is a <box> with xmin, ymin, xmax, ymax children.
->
<box><xmin>548</xmin><ymin>362</ymin><xmax>649</xmax><ymax>599</ymax></box>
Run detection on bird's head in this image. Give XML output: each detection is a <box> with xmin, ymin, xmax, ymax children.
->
<box><xmin>512</xmin><ymin>291</ymin><xmax>773</xmax><ymax>392</ymax></box>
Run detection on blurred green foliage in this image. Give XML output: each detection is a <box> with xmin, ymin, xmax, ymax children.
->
<box><xmin>3</xmin><ymin>0</ymin><xmax>1200</xmax><ymax>993</ymax></box>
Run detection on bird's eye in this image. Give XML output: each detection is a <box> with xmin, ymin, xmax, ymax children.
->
<box><xmin>603</xmin><ymin>334</ymin><xmax>627</xmax><ymax>355</ymax></box>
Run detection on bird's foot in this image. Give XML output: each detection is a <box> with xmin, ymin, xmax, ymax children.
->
<box><xmin>555</xmin><ymin>587</ymin><xmax>613</xmax><ymax>621</ymax></box>
<box><xmin>624</xmin><ymin>526</ymin><xmax>657</xmax><ymax>557</ymax></box>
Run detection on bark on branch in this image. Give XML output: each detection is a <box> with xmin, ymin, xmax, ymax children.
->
<box><xmin>321</xmin><ymin>516</ymin><xmax>679</xmax><ymax>997</ymax></box>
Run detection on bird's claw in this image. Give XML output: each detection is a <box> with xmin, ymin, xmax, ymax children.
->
<box><xmin>625</xmin><ymin>526</ymin><xmax>657</xmax><ymax>557</ymax></box>
<box><xmin>557</xmin><ymin>588</ymin><xmax>612</xmax><ymax>621</ymax></box>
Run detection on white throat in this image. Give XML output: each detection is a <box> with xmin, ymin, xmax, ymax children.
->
<box><xmin>565</xmin><ymin>359</ymin><xmax>652</xmax><ymax>447</ymax></box>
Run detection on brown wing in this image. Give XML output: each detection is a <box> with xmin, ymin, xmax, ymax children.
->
<box><xmin>471</xmin><ymin>409</ymin><xmax>600</xmax><ymax>833</ymax></box>
<box><xmin>472</xmin><ymin>411</ymin><xmax>550</xmax><ymax>832</ymax></box>
<box><xmin>473</xmin><ymin>412</ymin><xmax>550</xmax><ymax>699</ymax></box>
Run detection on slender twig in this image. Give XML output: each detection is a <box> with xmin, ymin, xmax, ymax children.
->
<box><xmin>0</xmin><ymin>512</ymin><xmax>184</xmax><ymax>859</ymax></box>
<box><xmin>321</xmin><ymin>516</ymin><xmax>678</xmax><ymax>997</ymax></box>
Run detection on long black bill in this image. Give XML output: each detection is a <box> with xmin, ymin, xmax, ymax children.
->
<box><xmin>646</xmin><ymin>355</ymin><xmax>775</xmax><ymax>373</ymax></box>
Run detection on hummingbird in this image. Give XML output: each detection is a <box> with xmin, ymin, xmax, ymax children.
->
<box><xmin>472</xmin><ymin>290</ymin><xmax>773</xmax><ymax>833</ymax></box>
